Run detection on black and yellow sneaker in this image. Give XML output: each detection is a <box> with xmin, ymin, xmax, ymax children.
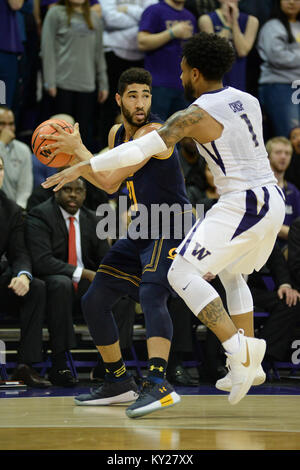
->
<box><xmin>126</xmin><ymin>379</ymin><xmax>181</xmax><ymax>418</ymax></box>
<box><xmin>74</xmin><ymin>376</ymin><xmax>139</xmax><ymax>406</ymax></box>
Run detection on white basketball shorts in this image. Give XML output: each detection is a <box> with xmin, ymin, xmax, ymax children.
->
<box><xmin>176</xmin><ymin>184</ymin><xmax>285</xmax><ymax>275</ymax></box>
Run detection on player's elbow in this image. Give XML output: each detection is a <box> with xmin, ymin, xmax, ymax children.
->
<box><xmin>105</xmin><ymin>186</ymin><xmax>119</xmax><ymax>195</ymax></box>
<box><xmin>100</xmin><ymin>180</ymin><xmax>120</xmax><ymax>194</ymax></box>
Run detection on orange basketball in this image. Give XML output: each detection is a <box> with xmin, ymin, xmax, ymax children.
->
<box><xmin>31</xmin><ymin>119</ymin><xmax>75</xmax><ymax>168</ymax></box>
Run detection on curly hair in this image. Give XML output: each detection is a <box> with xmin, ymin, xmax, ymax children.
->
<box><xmin>118</xmin><ymin>68</ymin><xmax>152</xmax><ymax>95</ymax></box>
<box><xmin>182</xmin><ymin>32</ymin><xmax>236</xmax><ymax>81</ymax></box>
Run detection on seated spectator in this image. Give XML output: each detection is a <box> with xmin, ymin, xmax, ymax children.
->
<box><xmin>285</xmin><ymin>126</ymin><xmax>300</xmax><ymax>191</ymax></box>
<box><xmin>288</xmin><ymin>216</ymin><xmax>300</xmax><ymax>293</ymax></box>
<box><xmin>266</xmin><ymin>136</ymin><xmax>300</xmax><ymax>252</ymax></box>
<box><xmin>198</xmin><ymin>0</ymin><xmax>259</xmax><ymax>91</ymax></box>
<box><xmin>0</xmin><ymin>105</ymin><xmax>33</xmax><ymax>210</ymax></box>
<box><xmin>257</xmin><ymin>0</ymin><xmax>300</xmax><ymax>138</ymax></box>
<box><xmin>248</xmin><ymin>242</ymin><xmax>300</xmax><ymax>363</ymax></box>
<box><xmin>138</xmin><ymin>0</ymin><xmax>197</xmax><ymax>120</ymax></box>
<box><xmin>25</xmin><ymin>178</ymin><xmax>110</xmax><ymax>386</ymax></box>
<box><xmin>0</xmin><ymin>155</ymin><xmax>50</xmax><ymax>388</ymax></box>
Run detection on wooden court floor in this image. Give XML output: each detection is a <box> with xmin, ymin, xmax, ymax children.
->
<box><xmin>0</xmin><ymin>394</ymin><xmax>299</xmax><ymax>450</ymax></box>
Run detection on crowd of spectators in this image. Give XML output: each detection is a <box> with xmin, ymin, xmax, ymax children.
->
<box><xmin>1</xmin><ymin>0</ymin><xmax>300</xmax><ymax>388</ymax></box>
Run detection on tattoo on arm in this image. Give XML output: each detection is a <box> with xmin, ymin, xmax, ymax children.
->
<box><xmin>158</xmin><ymin>106</ymin><xmax>205</xmax><ymax>147</ymax></box>
<box><xmin>197</xmin><ymin>297</ymin><xmax>228</xmax><ymax>331</ymax></box>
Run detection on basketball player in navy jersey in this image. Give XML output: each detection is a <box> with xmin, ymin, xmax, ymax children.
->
<box><xmin>43</xmin><ymin>33</ymin><xmax>285</xmax><ymax>414</ymax></box>
<box><xmin>42</xmin><ymin>67</ymin><xmax>193</xmax><ymax>417</ymax></box>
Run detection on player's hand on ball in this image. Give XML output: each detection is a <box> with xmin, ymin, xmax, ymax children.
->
<box><xmin>40</xmin><ymin>122</ymin><xmax>82</xmax><ymax>157</ymax></box>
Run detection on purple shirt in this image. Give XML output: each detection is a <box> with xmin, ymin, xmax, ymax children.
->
<box><xmin>277</xmin><ymin>181</ymin><xmax>300</xmax><ymax>249</ymax></box>
<box><xmin>139</xmin><ymin>1</ymin><xmax>197</xmax><ymax>90</ymax></box>
<box><xmin>283</xmin><ymin>181</ymin><xmax>300</xmax><ymax>227</ymax></box>
<box><xmin>0</xmin><ymin>0</ymin><xmax>24</xmax><ymax>53</ymax></box>
<box><xmin>208</xmin><ymin>11</ymin><xmax>248</xmax><ymax>91</ymax></box>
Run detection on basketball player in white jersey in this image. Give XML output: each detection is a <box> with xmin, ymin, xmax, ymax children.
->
<box><xmin>42</xmin><ymin>32</ymin><xmax>285</xmax><ymax>408</ymax></box>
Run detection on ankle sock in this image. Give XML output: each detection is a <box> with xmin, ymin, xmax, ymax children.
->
<box><xmin>147</xmin><ymin>357</ymin><xmax>167</xmax><ymax>384</ymax></box>
<box><xmin>222</xmin><ymin>332</ymin><xmax>241</xmax><ymax>355</ymax></box>
<box><xmin>104</xmin><ymin>358</ymin><xmax>128</xmax><ymax>382</ymax></box>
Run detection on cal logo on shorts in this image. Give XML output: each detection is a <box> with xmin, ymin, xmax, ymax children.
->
<box><xmin>167</xmin><ymin>248</ymin><xmax>177</xmax><ymax>260</ymax></box>
<box><xmin>191</xmin><ymin>242</ymin><xmax>211</xmax><ymax>261</ymax></box>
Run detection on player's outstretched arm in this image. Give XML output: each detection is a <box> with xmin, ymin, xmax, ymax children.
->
<box><xmin>42</xmin><ymin>106</ymin><xmax>222</xmax><ymax>191</ymax></box>
<box><xmin>89</xmin><ymin>105</ymin><xmax>222</xmax><ymax>172</ymax></box>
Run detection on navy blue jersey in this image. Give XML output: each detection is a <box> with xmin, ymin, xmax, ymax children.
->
<box><xmin>96</xmin><ymin>116</ymin><xmax>195</xmax><ymax>293</ymax></box>
<box><xmin>113</xmin><ymin>114</ymin><xmax>190</xmax><ymax>213</ymax></box>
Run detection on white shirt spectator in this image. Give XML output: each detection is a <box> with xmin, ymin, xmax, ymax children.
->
<box><xmin>100</xmin><ymin>0</ymin><xmax>158</xmax><ymax>61</ymax></box>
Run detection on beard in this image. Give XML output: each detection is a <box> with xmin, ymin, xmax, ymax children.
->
<box><xmin>183</xmin><ymin>80</ymin><xmax>196</xmax><ymax>102</ymax></box>
<box><xmin>121</xmin><ymin>103</ymin><xmax>151</xmax><ymax>128</ymax></box>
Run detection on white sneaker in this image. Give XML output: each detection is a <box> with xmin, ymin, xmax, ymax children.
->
<box><xmin>225</xmin><ymin>330</ymin><xmax>266</xmax><ymax>405</ymax></box>
<box><xmin>216</xmin><ymin>364</ymin><xmax>266</xmax><ymax>392</ymax></box>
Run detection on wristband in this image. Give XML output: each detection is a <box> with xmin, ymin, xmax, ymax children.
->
<box><xmin>169</xmin><ymin>28</ymin><xmax>175</xmax><ymax>40</ymax></box>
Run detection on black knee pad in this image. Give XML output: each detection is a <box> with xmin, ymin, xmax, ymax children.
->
<box><xmin>139</xmin><ymin>283</ymin><xmax>173</xmax><ymax>341</ymax></box>
<box><xmin>81</xmin><ymin>277</ymin><xmax>121</xmax><ymax>346</ymax></box>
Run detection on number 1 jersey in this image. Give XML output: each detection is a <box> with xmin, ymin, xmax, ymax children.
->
<box><xmin>192</xmin><ymin>86</ymin><xmax>276</xmax><ymax>195</ymax></box>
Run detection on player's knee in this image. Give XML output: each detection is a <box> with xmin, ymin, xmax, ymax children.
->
<box><xmin>218</xmin><ymin>270</ymin><xmax>253</xmax><ymax>315</ymax></box>
<box><xmin>81</xmin><ymin>279</ymin><xmax>107</xmax><ymax>322</ymax></box>
<box><xmin>167</xmin><ymin>256</ymin><xmax>181</xmax><ymax>292</ymax></box>
<box><xmin>167</xmin><ymin>254</ymin><xmax>199</xmax><ymax>293</ymax></box>
<box><xmin>139</xmin><ymin>283</ymin><xmax>173</xmax><ymax>341</ymax></box>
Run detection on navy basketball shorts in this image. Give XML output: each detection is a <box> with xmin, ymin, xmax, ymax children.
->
<box><xmin>95</xmin><ymin>236</ymin><xmax>181</xmax><ymax>300</ymax></box>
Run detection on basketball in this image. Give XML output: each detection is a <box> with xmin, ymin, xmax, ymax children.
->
<box><xmin>134</xmin><ymin>122</ymin><xmax>172</xmax><ymax>159</ymax></box>
<box><xmin>31</xmin><ymin>118</ymin><xmax>75</xmax><ymax>167</ymax></box>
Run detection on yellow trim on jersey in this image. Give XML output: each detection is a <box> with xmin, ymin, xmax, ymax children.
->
<box><xmin>152</xmin><ymin>146</ymin><xmax>174</xmax><ymax>160</ymax></box>
<box><xmin>97</xmin><ymin>264</ymin><xmax>141</xmax><ymax>287</ymax></box>
<box><xmin>126</xmin><ymin>180</ymin><xmax>138</xmax><ymax>211</ymax></box>
<box><xmin>98</xmin><ymin>264</ymin><xmax>141</xmax><ymax>282</ymax></box>
<box><xmin>144</xmin><ymin>122</ymin><xmax>173</xmax><ymax>160</ymax></box>
<box><xmin>111</xmin><ymin>124</ymin><xmax>122</xmax><ymax>148</ymax></box>
<box><xmin>143</xmin><ymin>238</ymin><xmax>164</xmax><ymax>273</ymax></box>
<box><xmin>97</xmin><ymin>268</ymin><xmax>140</xmax><ymax>287</ymax></box>
<box><xmin>142</xmin><ymin>240</ymin><xmax>159</xmax><ymax>272</ymax></box>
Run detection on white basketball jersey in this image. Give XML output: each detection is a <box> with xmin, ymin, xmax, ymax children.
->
<box><xmin>192</xmin><ymin>86</ymin><xmax>277</xmax><ymax>195</ymax></box>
